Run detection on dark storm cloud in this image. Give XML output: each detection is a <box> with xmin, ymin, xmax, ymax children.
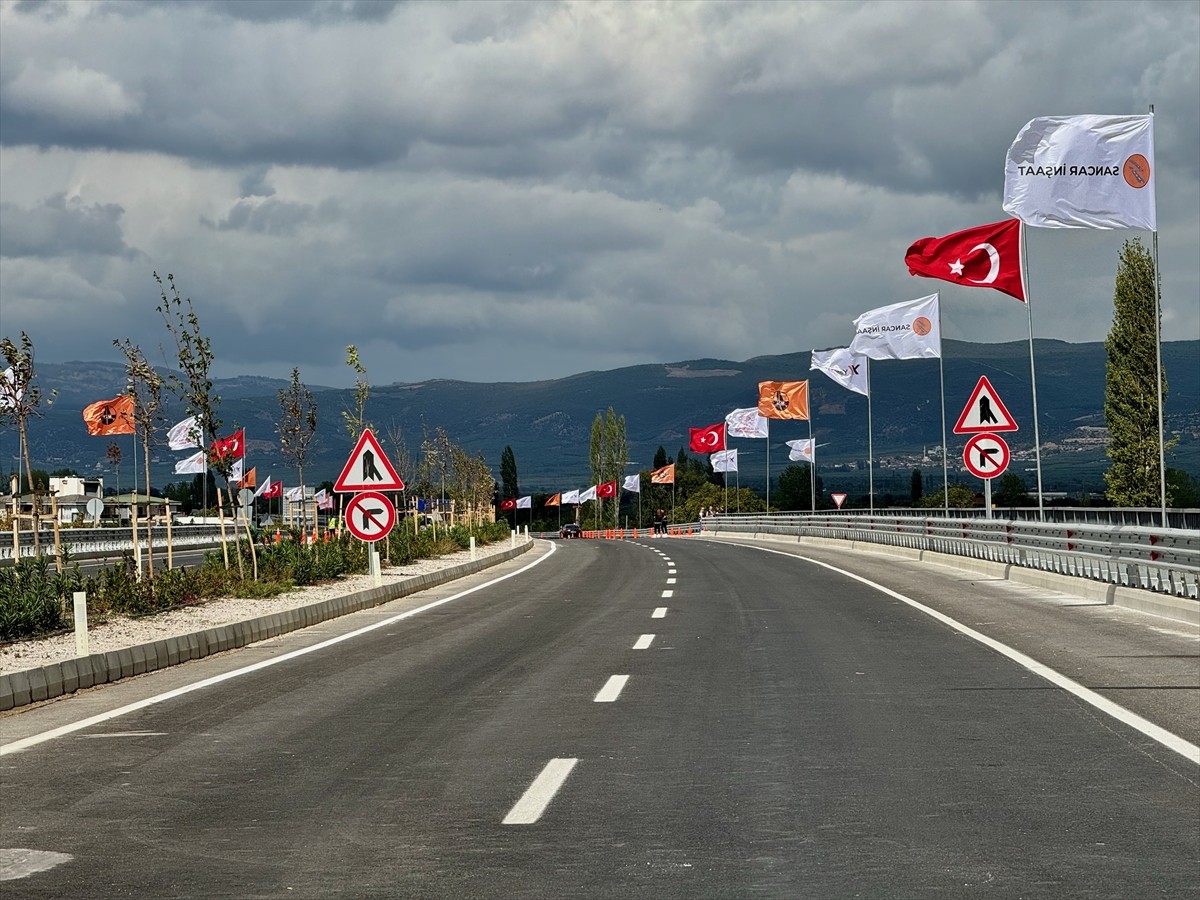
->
<box><xmin>0</xmin><ymin>0</ymin><xmax>1196</xmax><ymax>388</ymax></box>
<box><xmin>0</xmin><ymin>194</ymin><xmax>138</xmax><ymax>259</ymax></box>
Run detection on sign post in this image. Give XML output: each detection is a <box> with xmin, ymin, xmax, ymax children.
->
<box><xmin>336</xmin><ymin>429</ymin><xmax>405</xmax><ymax>585</ymax></box>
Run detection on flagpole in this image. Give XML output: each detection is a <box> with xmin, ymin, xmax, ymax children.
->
<box><xmin>808</xmin><ymin>419</ymin><xmax>815</xmax><ymax>514</ymax></box>
<box><xmin>1020</xmin><ymin>222</ymin><xmax>1046</xmax><ymax>520</ymax></box>
<box><xmin>765</xmin><ymin>419</ymin><xmax>770</xmax><ymax>511</ymax></box>
<box><xmin>867</xmin><ymin>358</ymin><xmax>874</xmax><ymax>515</ymax></box>
<box><xmin>1147</xmin><ymin>106</ymin><xmax>1168</xmax><ymax>528</ymax></box>
<box><xmin>1152</xmin><ymin>228</ymin><xmax>1168</xmax><ymax>528</ymax></box>
<box><xmin>937</xmin><ymin>292</ymin><xmax>949</xmax><ymax>515</ymax></box>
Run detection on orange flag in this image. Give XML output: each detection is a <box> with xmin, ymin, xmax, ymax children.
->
<box><xmin>82</xmin><ymin>396</ymin><xmax>136</xmax><ymax>436</ymax></box>
<box><xmin>239</xmin><ymin>466</ymin><xmax>257</xmax><ymax>489</ymax></box>
<box><xmin>545</xmin><ymin>493</ymin><xmax>561</xmax><ymax>507</ymax></box>
<box><xmin>650</xmin><ymin>464</ymin><xmax>675</xmax><ymax>485</ymax></box>
<box><xmin>757</xmin><ymin>380</ymin><xmax>809</xmax><ymax>420</ymax></box>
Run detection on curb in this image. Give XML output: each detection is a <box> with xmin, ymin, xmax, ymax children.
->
<box><xmin>701</xmin><ymin>532</ymin><xmax>1200</xmax><ymax>627</ymax></box>
<box><xmin>0</xmin><ymin>541</ymin><xmax>534</xmax><ymax>712</ymax></box>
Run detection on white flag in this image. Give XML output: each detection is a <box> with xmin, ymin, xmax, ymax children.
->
<box><xmin>725</xmin><ymin>407</ymin><xmax>769</xmax><ymax>439</ymax></box>
<box><xmin>167</xmin><ymin>415</ymin><xmax>202</xmax><ymax>450</ymax></box>
<box><xmin>810</xmin><ymin>347</ymin><xmax>869</xmax><ymax>397</ymax></box>
<box><xmin>1003</xmin><ymin>114</ymin><xmax>1155</xmax><ymax>230</ymax></box>
<box><xmin>174</xmin><ymin>450</ymin><xmax>206</xmax><ymax>474</ymax></box>
<box><xmin>285</xmin><ymin>486</ymin><xmax>304</xmax><ymax>502</ymax></box>
<box><xmin>253</xmin><ymin>476</ymin><xmax>273</xmax><ymax>499</ymax></box>
<box><xmin>786</xmin><ymin>439</ymin><xmax>815</xmax><ymax>462</ymax></box>
<box><xmin>516</xmin><ymin>496</ymin><xmax>532</xmax><ymax>509</ymax></box>
<box><xmin>850</xmin><ymin>294</ymin><xmax>941</xmax><ymax>361</ymax></box>
<box><xmin>578</xmin><ymin>485</ymin><xmax>597</xmax><ymax>502</ymax></box>
<box><xmin>623</xmin><ymin>474</ymin><xmax>641</xmax><ymax>493</ymax></box>
<box><xmin>710</xmin><ymin>449</ymin><xmax>738</xmax><ymax>472</ymax></box>
<box><xmin>561</xmin><ymin>489</ymin><xmax>580</xmax><ymax>505</ymax></box>
<box><xmin>229</xmin><ymin>458</ymin><xmax>243</xmax><ymax>482</ymax></box>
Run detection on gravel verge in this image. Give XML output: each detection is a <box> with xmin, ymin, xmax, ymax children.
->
<box><xmin>1</xmin><ymin>542</ymin><xmax>516</xmax><ymax>676</ymax></box>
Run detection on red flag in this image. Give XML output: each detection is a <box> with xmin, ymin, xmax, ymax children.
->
<box><xmin>597</xmin><ymin>481</ymin><xmax>617</xmax><ymax>499</ymax></box>
<box><xmin>905</xmin><ymin>219</ymin><xmax>1025</xmax><ymax>302</ymax></box>
<box><xmin>259</xmin><ymin>480</ymin><xmax>282</xmax><ymax>499</ymax></box>
<box><xmin>211</xmin><ymin>428</ymin><xmax>245</xmax><ymax>461</ymax></box>
<box><xmin>500</xmin><ymin>498</ymin><xmax>516</xmax><ymax>511</ymax></box>
<box><xmin>82</xmin><ymin>396</ymin><xmax>136</xmax><ymax>436</ymax></box>
<box><xmin>689</xmin><ymin>423</ymin><xmax>726</xmax><ymax>453</ymax></box>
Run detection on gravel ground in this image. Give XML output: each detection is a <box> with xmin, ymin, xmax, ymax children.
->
<box><xmin>1</xmin><ymin>541</ymin><xmax>518</xmax><ymax>677</ymax></box>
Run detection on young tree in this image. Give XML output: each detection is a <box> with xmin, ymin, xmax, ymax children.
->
<box><xmin>0</xmin><ymin>332</ymin><xmax>55</xmax><ymax>553</ymax></box>
<box><xmin>342</xmin><ymin>345</ymin><xmax>371</xmax><ymax>442</ymax></box>
<box><xmin>155</xmin><ymin>272</ymin><xmax>245</xmax><ymax>576</ymax></box>
<box><xmin>106</xmin><ymin>441</ymin><xmax>123</xmax><ymax>496</ymax></box>
<box><xmin>115</xmin><ymin>338</ymin><xmax>165</xmax><ymax>577</ymax></box>
<box><xmin>277</xmin><ymin>367</ymin><xmax>318</xmax><ymax>534</ymax></box>
<box><xmin>993</xmin><ymin>472</ymin><xmax>1029</xmax><ymax>507</ymax></box>
<box><xmin>776</xmin><ymin>464</ymin><xmax>822</xmax><ymax>511</ymax></box>
<box><xmin>1104</xmin><ymin>238</ymin><xmax>1169</xmax><ymax>506</ymax></box>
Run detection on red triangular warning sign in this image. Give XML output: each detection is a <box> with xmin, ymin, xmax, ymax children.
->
<box><xmin>334</xmin><ymin>428</ymin><xmax>405</xmax><ymax>492</ymax></box>
<box><xmin>953</xmin><ymin>376</ymin><xmax>1018</xmax><ymax>435</ymax></box>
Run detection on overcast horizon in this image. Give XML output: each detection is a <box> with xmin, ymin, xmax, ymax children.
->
<box><xmin>2</xmin><ymin>0</ymin><xmax>1197</xmax><ymax>390</ymax></box>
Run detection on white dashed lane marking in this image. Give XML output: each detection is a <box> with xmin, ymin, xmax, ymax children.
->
<box><xmin>594</xmin><ymin>675</ymin><xmax>629</xmax><ymax>703</ymax></box>
<box><xmin>502</xmin><ymin>758</ymin><xmax>578</xmax><ymax>825</ymax></box>
<box><xmin>633</xmin><ymin>634</ymin><xmax>655</xmax><ymax>650</ymax></box>
<box><xmin>662</xmin><ymin>590</ymin><xmax>673</xmax><ymax>598</ymax></box>
<box><xmin>652</xmin><ymin>607</ymin><xmax>667</xmax><ymax>618</ymax></box>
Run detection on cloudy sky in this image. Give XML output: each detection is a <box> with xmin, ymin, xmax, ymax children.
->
<box><xmin>2</xmin><ymin>0</ymin><xmax>1197</xmax><ymax>389</ymax></box>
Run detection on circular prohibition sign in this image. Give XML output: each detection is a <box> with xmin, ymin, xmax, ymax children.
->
<box><xmin>962</xmin><ymin>432</ymin><xmax>1011</xmax><ymax>481</ymax></box>
<box><xmin>343</xmin><ymin>490</ymin><xmax>397</xmax><ymax>542</ymax></box>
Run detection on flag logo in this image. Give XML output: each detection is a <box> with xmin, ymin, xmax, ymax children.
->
<box><xmin>1123</xmin><ymin>153</ymin><xmax>1150</xmax><ymax>188</ymax></box>
<box><xmin>912</xmin><ymin>317</ymin><xmax>932</xmax><ymax>336</ymax></box>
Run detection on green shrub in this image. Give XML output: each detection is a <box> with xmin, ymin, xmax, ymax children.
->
<box><xmin>0</xmin><ymin>557</ymin><xmax>66</xmax><ymax>641</ymax></box>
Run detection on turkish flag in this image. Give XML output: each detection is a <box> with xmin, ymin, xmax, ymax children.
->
<box><xmin>500</xmin><ymin>498</ymin><xmax>516</xmax><ymax>511</ymax></box>
<box><xmin>259</xmin><ymin>480</ymin><xmax>282</xmax><ymax>499</ymax></box>
<box><xmin>905</xmin><ymin>219</ymin><xmax>1025</xmax><ymax>302</ymax></box>
<box><xmin>597</xmin><ymin>481</ymin><xmax>617</xmax><ymax>499</ymax></box>
<box><xmin>689</xmin><ymin>423</ymin><xmax>726</xmax><ymax>453</ymax></box>
<box><xmin>211</xmin><ymin>428</ymin><xmax>245</xmax><ymax>460</ymax></box>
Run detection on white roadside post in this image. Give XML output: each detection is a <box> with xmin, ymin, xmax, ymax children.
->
<box><xmin>73</xmin><ymin>591</ymin><xmax>89</xmax><ymax>657</ymax></box>
<box><xmin>470</xmin><ymin>535</ymin><xmax>476</xmax><ymax>561</ymax></box>
<box><xmin>370</xmin><ymin>546</ymin><xmax>381</xmax><ymax>586</ymax></box>
<box><xmin>511</xmin><ymin>529</ymin><xmax>516</xmax><ymax>548</ymax></box>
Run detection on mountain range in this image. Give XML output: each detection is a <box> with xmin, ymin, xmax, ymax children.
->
<box><xmin>7</xmin><ymin>339</ymin><xmax>1198</xmax><ymax>496</ymax></box>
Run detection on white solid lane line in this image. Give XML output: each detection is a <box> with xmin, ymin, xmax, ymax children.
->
<box><xmin>594</xmin><ymin>675</ymin><xmax>629</xmax><ymax>703</ymax></box>
<box><xmin>502</xmin><ymin>758</ymin><xmax>578</xmax><ymax>825</ymax></box>
<box><xmin>652</xmin><ymin>608</ymin><xmax>667</xmax><ymax>618</ymax></box>
<box><xmin>737</xmin><ymin>542</ymin><xmax>1200</xmax><ymax>767</ymax></box>
<box><xmin>633</xmin><ymin>634</ymin><xmax>655</xmax><ymax>650</ymax></box>
<box><xmin>661</xmin><ymin>589</ymin><xmax>673</xmax><ymax>598</ymax></box>
<box><xmin>2</xmin><ymin>543</ymin><xmax>558</xmax><ymax>756</ymax></box>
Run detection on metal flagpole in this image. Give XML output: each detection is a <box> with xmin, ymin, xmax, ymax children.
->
<box><xmin>765</xmin><ymin>419</ymin><xmax>770</xmax><ymax>511</ymax></box>
<box><xmin>1149</xmin><ymin>105</ymin><xmax>1168</xmax><ymax>528</ymax></box>
<box><xmin>1152</xmin><ymin>229</ymin><xmax>1168</xmax><ymax>528</ymax></box>
<box><xmin>936</xmin><ymin>292</ymin><xmax>949</xmax><ymax>515</ymax></box>
<box><xmin>867</xmin><ymin>358</ymin><xmax>874</xmax><ymax>514</ymax></box>
<box><xmin>808</xmin><ymin>418</ymin><xmax>815</xmax><ymax>513</ymax></box>
<box><xmin>1020</xmin><ymin>222</ymin><xmax>1046</xmax><ymax>520</ymax></box>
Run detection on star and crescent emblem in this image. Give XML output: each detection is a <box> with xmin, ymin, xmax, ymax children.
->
<box><xmin>948</xmin><ymin>243</ymin><xmax>1000</xmax><ymax>285</ymax></box>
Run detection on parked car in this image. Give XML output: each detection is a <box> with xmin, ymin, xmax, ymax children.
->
<box><xmin>559</xmin><ymin>523</ymin><xmax>581</xmax><ymax>539</ymax></box>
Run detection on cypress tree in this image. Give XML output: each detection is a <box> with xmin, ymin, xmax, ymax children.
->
<box><xmin>1103</xmin><ymin>238</ymin><xmax>1168</xmax><ymax>506</ymax></box>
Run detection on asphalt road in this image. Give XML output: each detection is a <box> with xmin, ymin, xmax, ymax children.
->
<box><xmin>2</xmin><ymin>537</ymin><xmax>1197</xmax><ymax>898</ymax></box>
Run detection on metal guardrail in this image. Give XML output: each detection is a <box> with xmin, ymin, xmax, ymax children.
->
<box><xmin>0</xmin><ymin>525</ymin><xmax>226</xmax><ymax>563</ymax></box>
<box><xmin>703</xmin><ymin>514</ymin><xmax>1200</xmax><ymax>600</ymax></box>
